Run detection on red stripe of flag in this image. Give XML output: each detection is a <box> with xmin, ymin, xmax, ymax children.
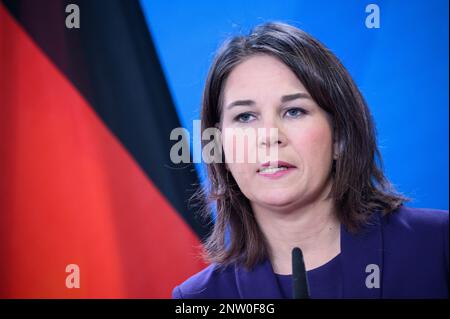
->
<box><xmin>0</xmin><ymin>3</ymin><xmax>207</xmax><ymax>298</ymax></box>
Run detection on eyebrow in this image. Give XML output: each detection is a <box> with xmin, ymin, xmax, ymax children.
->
<box><xmin>226</xmin><ymin>92</ymin><xmax>311</xmax><ymax>109</ymax></box>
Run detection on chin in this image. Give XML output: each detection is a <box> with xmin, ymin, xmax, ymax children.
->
<box><xmin>256</xmin><ymin>193</ymin><xmax>298</xmax><ymax>208</ymax></box>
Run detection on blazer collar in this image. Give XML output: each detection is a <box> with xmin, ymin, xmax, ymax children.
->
<box><xmin>234</xmin><ymin>211</ymin><xmax>384</xmax><ymax>299</ymax></box>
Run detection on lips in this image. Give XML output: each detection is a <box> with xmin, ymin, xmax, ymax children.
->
<box><xmin>257</xmin><ymin>160</ymin><xmax>296</xmax><ymax>174</ymax></box>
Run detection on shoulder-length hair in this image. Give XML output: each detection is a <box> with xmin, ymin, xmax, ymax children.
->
<box><xmin>197</xmin><ymin>21</ymin><xmax>410</xmax><ymax>270</ymax></box>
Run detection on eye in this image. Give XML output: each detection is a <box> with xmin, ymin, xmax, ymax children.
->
<box><xmin>234</xmin><ymin>112</ymin><xmax>256</xmax><ymax>123</ymax></box>
<box><xmin>284</xmin><ymin>107</ymin><xmax>307</xmax><ymax>118</ymax></box>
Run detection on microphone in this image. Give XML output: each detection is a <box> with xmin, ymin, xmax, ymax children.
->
<box><xmin>292</xmin><ymin>247</ymin><xmax>310</xmax><ymax>299</ymax></box>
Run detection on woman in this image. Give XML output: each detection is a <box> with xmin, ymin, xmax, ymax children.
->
<box><xmin>172</xmin><ymin>22</ymin><xmax>448</xmax><ymax>299</ymax></box>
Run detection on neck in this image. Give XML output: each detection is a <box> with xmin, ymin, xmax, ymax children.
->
<box><xmin>251</xmin><ymin>185</ymin><xmax>341</xmax><ymax>274</ymax></box>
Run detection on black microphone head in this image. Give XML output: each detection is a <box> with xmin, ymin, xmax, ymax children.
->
<box><xmin>292</xmin><ymin>247</ymin><xmax>310</xmax><ymax>299</ymax></box>
<box><xmin>292</xmin><ymin>247</ymin><xmax>303</xmax><ymax>262</ymax></box>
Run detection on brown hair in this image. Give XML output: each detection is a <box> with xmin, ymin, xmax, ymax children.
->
<box><xmin>196</xmin><ymin>22</ymin><xmax>410</xmax><ymax>270</ymax></box>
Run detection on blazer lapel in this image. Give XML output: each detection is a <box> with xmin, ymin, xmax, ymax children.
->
<box><xmin>234</xmin><ymin>258</ymin><xmax>284</xmax><ymax>298</ymax></box>
<box><xmin>341</xmin><ymin>211</ymin><xmax>384</xmax><ymax>298</ymax></box>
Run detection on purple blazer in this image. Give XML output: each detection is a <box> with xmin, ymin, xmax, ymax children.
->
<box><xmin>173</xmin><ymin>206</ymin><xmax>448</xmax><ymax>299</ymax></box>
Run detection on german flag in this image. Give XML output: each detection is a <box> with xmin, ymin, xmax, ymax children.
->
<box><xmin>0</xmin><ymin>0</ymin><xmax>211</xmax><ymax>298</ymax></box>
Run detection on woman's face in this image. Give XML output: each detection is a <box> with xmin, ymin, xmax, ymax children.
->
<box><xmin>220</xmin><ymin>54</ymin><xmax>337</xmax><ymax>211</ymax></box>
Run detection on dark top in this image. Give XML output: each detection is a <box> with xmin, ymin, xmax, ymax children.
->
<box><xmin>276</xmin><ymin>253</ymin><xmax>342</xmax><ymax>299</ymax></box>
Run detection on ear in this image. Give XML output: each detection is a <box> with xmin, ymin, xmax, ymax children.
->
<box><xmin>333</xmin><ymin>138</ymin><xmax>342</xmax><ymax>160</ymax></box>
<box><xmin>333</xmin><ymin>142</ymin><xmax>338</xmax><ymax>160</ymax></box>
<box><xmin>332</xmin><ymin>126</ymin><xmax>340</xmax><ymax>160</ymax></box>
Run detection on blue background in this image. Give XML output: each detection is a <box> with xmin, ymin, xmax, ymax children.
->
<box><xmin>139</xmin><ymin>0</ymin><xmax>449</xmax><ymax>210</ymax></box>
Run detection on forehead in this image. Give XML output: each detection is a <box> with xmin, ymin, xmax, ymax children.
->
<box><xmin>223</xmin><ymin>54</ymin><xmax>306</xmax><ymax>103</ymax></box>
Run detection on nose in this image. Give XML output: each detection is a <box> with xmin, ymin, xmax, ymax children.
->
<box><xmin>258</xmin><ymin>121</ymin><xmax>286</xmax><ymax>147</ymax></box>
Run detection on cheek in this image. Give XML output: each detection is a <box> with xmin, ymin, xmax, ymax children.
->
<box><xmin>290</xmin><ymin>125</ymin><xmax>333</xmax><ymax>163</ymax></box>
<box><xmin>221</xmin><ymin>132</ymin><xmax>257</xmax><ymax>189</ymax></box>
